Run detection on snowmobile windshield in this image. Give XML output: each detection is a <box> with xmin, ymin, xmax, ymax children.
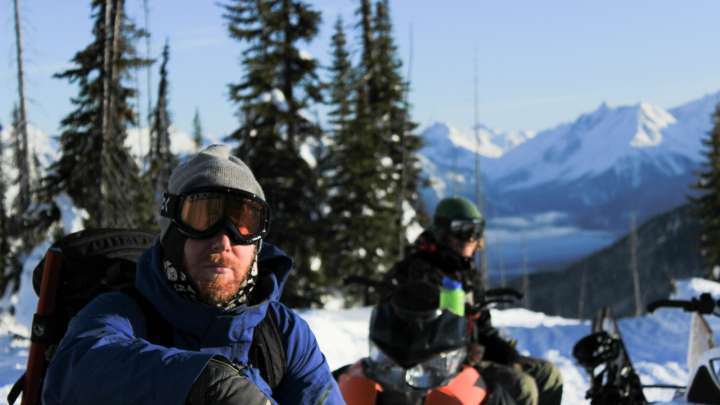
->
<box><xmin>366</xmin><ymin>340</ymin><xmax>467</xmax><ymax>391</ymax></box>
<box><xmin>404</xmin><ymin>346</ymin><xmax>467</xmax><ymax>389</ymax></box>
<box><xmin>161</xmin><ymin>187</ymin><xmax>270</xmax><ymax>245</ymax></box>
<box><xmin>368</xmin><ymin>281</ymin><xmax>467</xmax><ymax>370</ymax></box>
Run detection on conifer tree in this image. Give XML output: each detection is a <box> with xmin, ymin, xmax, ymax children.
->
<box><xmin>317</xmin><ymin>1</ymin><xmax>393</xmax><ymax>303</ymax></box>
<box><xmin>327</xmin><ymin>17</ymin><xmax>354</xmax><ymax>133</ymax></box>
<box><xmin>692</xmin><ymin>103</ymin><xmax>720</xmax><ymax>280</ymax></box>
<box><xmin>224</xmin><ymin>0</ymin><xmax>324</xmax><ymax>306</ymax></box>
<box><xmin>45</xmin><ymin>0</ymin><xmax>151</xmax><ymax>229</ymax></box>
<box><xmin>319</xmin><ymin>16</ymin><xmax>356</xmax><ymax>285</ymax></box>
<box><xmin>192</xmin><ymin>108</ymin><xmax>203</xmax><ymax>151</ymax></box>
<box><xmin>6</xmin><ymin>105</ymin><xmax>41</xmax><ymax>250</ymax></box>
<box><xmin>146</xmin><ymin>41</ymin><xmax>176</xmax><ymax>215</ymax></box>
<box><xmin>10</xmin><ymin>106</ymin><xmax>27</xmax><ymax>217</ymax></box>
<box><xmin>372</xmin><ymin>0</ymin><xmax>422</xmax><ymax>257</ymax></box>
<box><xmin>356</xmin><ymin>0</ymin><xmax>376</xmax><ymax>111</ymax></box>
<box><xmin>322</xmin><ymin>0</ymin><xmax>421</xmax><ymax>303</ymax></box>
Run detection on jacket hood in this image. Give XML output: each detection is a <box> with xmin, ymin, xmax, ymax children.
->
<box><xmin>135</xmin><ymin>241</ymin><xmax>293</xmax><ymax>344</ymax></box>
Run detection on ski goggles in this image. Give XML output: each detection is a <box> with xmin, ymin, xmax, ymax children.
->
<box><xmin>160</xmin><ymin>187</ymin><xmax>270</xmax><ymax>245</ymax></box>
<box><xmin>448</xmin><ymin>218</ymin><xmax>485</xmax><ymax>241</ymax></box>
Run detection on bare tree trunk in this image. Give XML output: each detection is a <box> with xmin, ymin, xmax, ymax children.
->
<box><xmin>99</xmin><ymin>0</ymin><xmax>113</xmax><ymax>226</ymax></box>
<box><xmin>110</xmin><ymin>0</ymin><xmax>126</xmax><ymax>226</ymax></box>
<box><xmin>630</xmin><ymin>213</ymin><xmax>643</xmax><ymax>316</ymax></box>
<box><xmin>134</xmin><ymin>68</ymin><xmax>144</xmax><ymax>167</ymax></box>
<box><xmin>143</xmin><ymin>0</ymin><xmax>152</xmax><ymax>131</ymax></box>
<box><xmin>522</xmin><ymin>240</ymin><xmax>530</xmax><ymax>308</ymax></box>
<box><xmin>578</xmin><ymin>266</ymin><xmax>586</xmax><ymax>318</ymax></box>
<box><xmin>13</xmin><ymin>0</ymin><xmax>31</xmax><ymax>211</ymax></box>
<box><xmin>499</xmin><ymin>246</ymin><xmax>506</xmax><ymax>288</ymax></box>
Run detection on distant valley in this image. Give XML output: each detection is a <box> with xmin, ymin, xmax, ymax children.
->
<box><xmin>418</xmin><ymin>91</ymin><xmax>720</xmax><ymax>273</ymax></box>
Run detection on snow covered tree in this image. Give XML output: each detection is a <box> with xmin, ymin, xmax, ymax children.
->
<box><xmin>10</xmin><ymin>106</ymin><xmax>28</xmax><ymax>217</ymax></box>
<box><xmin>320</xmin><ymin>0</ymin><xmax>421</xmax><ymax>303</ymax></box>
<box><xmin>224</xmin><ymin>0</ymin><xmax>324</xmax><ymax>306</ymax></box>
<box><xmin>192</xmin><ymin>108</ymin><xmax>203</xmax><ymax>151</ymax></box>
<box><xmin>692</xmin><ymin>103</ymin><xmax>720</xmax><ymax>280</ymax></box>
<box><xmin>6</xmin><ymin>105</ymin><xmax>43</xmax><ymax>251</ymax></box>
<box><xmin>45</xmin><ymin>0</ymin><xmax>151</xmax><ymax>229</ymax></box>
<box><xmin>372</xmin><ymin>0</ymin><xmax>422</xmax><ymax>258</ymax></box>
<box><xmin>318</xmin><ymin>16</ymin><xmax>356</xmax><ymax>285</ymax></box>
<box><xmin>145</xmin><ymin>40</ymin><xmax>176</xmax><ymax>226</ymax></box>
<box><xmin>0</xmin><ymin>121</ymin><xmax>10</xmax><ymax>295</ymax></box>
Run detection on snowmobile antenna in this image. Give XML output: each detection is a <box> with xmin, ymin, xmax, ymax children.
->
<box><xmin>473</xmin><ymin>44</ymin><xmax>489</xmax><ymax>288</ymax></box>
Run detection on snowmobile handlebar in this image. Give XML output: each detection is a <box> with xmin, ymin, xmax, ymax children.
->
<box><xmin>469</xmin><ymin>288</ymin><xmax>523</xmax><ymax>312</ymax></box>
<box><xmin>485</xmin><ymin>287</ymin><xmax>524</xmax><ymax>300</ymax></box>
<box><xmin>482</xmin><ymin>297</ymin><xmax>518</xmax><ymax>306</ymax></box>
<box><xmin>646</xmin><ymin>293</ymin><xmax>718</xmax><ymax>315</ymax></box>
<box><xmin>342</xmin><ymin>277</ymin><xmax>524</xmax><ymax>310</ymax></box>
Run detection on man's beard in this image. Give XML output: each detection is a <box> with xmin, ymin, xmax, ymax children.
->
<box><xmin>192</xmin><ymin>253</ymin><xmax>255</xmax><ymax>308</ymax></box>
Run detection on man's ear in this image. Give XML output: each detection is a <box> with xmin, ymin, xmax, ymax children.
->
<box><xmin>478</xmin><ymin>238</ymin><xmax>486</xmax><ymax>252</ymax></box>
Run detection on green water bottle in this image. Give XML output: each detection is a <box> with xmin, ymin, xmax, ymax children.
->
<box><xmin>440</xmin><ymin>276</ymin><xmax>465</xmax><ymax>316</ymax></box>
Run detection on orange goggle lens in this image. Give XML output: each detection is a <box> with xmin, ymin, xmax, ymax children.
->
<box><xmin>179</xmin><ymin>192</ymin><xmax>266</xmax><ymax>237</ymax></box>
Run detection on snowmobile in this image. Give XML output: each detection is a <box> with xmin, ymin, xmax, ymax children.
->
<box><xmin>647</xmin><ymin>293</ymin><xmax>720</xmax><ymax>404</ymax></box>
<box><xmin>573</xmin><ymin>293</ymin><xmax>720</xmax><ymax>405</ymax></box>
<box><xmin>334</xmin><ymin>277</ymin><xmax>520</xmax><ymax>405</ymax></box>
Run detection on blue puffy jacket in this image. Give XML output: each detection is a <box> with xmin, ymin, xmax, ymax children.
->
<box><xmin>42</xmin><ymin>242</ymin><xmax>345</xmax><ymax>405</ymax></box>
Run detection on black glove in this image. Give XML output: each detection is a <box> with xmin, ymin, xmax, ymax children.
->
<box><xmin>186</xmin><ymin>357</ymin><xmax>271</xmax><ymax>405</ymax></box>
<box><xmin>477</xmin><ymin>327</ymin><xmax>520</xmax><ymax>365</ymax></box>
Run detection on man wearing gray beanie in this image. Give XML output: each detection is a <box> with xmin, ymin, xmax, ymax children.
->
<box><xmin>42</xmin><ymin>145</ymin><xmax>345</xmax><ymax>405</ymax></box>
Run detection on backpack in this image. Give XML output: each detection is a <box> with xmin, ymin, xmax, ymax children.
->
<box><xmin>8</xmin><ymin>228</ymin><xmax>286</xmax><ymax>405</ymax></box>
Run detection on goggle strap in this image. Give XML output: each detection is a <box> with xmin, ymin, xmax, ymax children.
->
<box><xmin>160</xmin><ymin>192</ymin><xmax>180</xmax><ymax>219</ymax></box>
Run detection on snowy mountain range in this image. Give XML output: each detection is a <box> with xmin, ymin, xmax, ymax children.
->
<box><xmin>419</xmin><ymin>91</ymin><xmax>720</xmax><ymax>273</ymax></box>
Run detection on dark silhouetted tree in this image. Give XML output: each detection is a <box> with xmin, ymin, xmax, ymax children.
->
<box><xmin>224</xmin><ymin>0</ymin><xmax>324</xmax><ymax>306</ymax></box>
<box><xmin>692</xmin><ymin>103</ymin><xmax>720</xmax><ymax>280</ymax></box>
<box><xmin>145</xmin><ymin>40</ymin><xmax>176</xmax><ymax>226</ymax></box>
<box><xmin>192</xmin><ymin>108</ymin><xmax>203</xmax><ymax>151</ymax></box>
<box><xmin>45</xmin><ymin>0</ymin><xmax>152</xmax><ymax>229</ymax></box>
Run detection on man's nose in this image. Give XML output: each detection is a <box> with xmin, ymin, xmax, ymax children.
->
<box><xmin>208</xmin><ymin>231</ymin><xmax>233</xmax><ymax>251</ymax></box>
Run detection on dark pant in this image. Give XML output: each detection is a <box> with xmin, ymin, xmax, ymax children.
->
<box><xmin>478</xmin><ymin>356</ymin><xmax>563</xmax><ymax>405</ymax></box>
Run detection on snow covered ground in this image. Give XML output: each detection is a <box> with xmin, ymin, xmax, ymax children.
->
<box><xmin>302</xmin><ymin>278</ymin><xmax>720</xmax><ymax>405</ymax></box>
<box><xmin>0</xmin><ymin>250</ymin><xmax>717</xmax><ymax>405</ymax></box>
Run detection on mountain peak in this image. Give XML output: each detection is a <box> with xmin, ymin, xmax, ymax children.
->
<box><xmin>421</xmin><ymin>121</ymin><xmax>534</xmax><ymax>159</ymax></box>
<box><xmin>630</xmin><ymin>102</ymin><xmax>676</xmax><ymax>148</ymax></box>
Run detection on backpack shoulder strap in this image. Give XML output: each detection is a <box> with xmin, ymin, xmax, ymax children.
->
<box><xmin>249</xmin><ymin>305</ymin><xmax>287</xmax><ymax>390</ymax></box>
<box><xmin>123</xmin><ymin>288</ymin><xmax>174</xmax><ymax>347</ymax></box>
<box><xmin>125</xmin><ymin>288</ymin><xmax>286</xmax><ymax>390</ymax></box>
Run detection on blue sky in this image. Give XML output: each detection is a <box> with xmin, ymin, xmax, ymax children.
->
<box><xmin>2</xmin><ymin>0</ymin><xmax>720</xmax><ymax>139</ymax></box>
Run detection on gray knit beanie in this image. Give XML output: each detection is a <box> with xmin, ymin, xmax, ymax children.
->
<box><xmin>159</xmin><ymin>144</ymin><xmax>265</xmax><ymax>240</ymax></box>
